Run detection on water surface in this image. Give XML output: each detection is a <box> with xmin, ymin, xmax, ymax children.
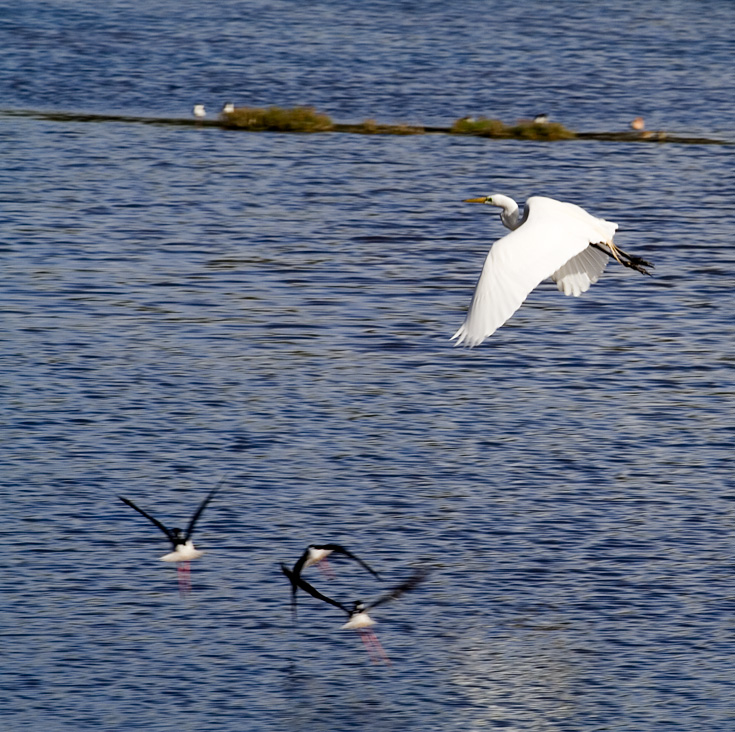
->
<box><xmin>2</xmin><ymin>3</ymin><xmax>735</xmax><ymax>731</ymax></box>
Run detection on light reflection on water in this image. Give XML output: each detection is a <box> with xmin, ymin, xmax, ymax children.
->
<box><xmin>2</xmin><ymin>110</ymin><xmax>735</xmax><ymax>731</ymax></box>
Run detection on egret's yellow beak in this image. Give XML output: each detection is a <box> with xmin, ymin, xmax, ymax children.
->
<box><xmin>464</xmin><ymin>197</ymin><xmax>487</xmax><ymax>203</ymax></box>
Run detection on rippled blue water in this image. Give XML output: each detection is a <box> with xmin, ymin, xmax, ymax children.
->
<box><xmin>3</xmin><ymin>2</ymin><xmax>735</xmax><ymax>731</ymax></box>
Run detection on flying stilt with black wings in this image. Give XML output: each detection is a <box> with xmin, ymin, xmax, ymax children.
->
<box><xmin>283</xmin><ymin>544</ymin><xmax>381</xmax><ymax>617</ymax></box>
<box><xmin>280</xmin><ymin>563</ymin><xmax>428</xmax><ymax>664</ymax></box>
<box><xmin>119</xmin><ymin>481</ymin><xmax>224</xmax><ymax>593</ymax></box>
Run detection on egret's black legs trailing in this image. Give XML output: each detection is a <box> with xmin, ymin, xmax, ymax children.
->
<box><xmin>592</xmin><ymin>242</ymin><xmax>654</xmax><ymax>276</ymax></box>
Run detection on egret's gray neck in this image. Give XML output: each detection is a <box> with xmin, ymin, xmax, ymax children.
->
<box><xmin>500</xmin><ymin>205</ymin><xmax>521</xmax><ymax>230</ymax></box>
<box><xmin>487</xmin><ymin>194</ymin><xmax>523</xmax><ymax>230</ymax></box>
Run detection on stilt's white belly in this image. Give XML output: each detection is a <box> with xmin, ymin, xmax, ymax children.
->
<box><xmin>342</xmin><ymin>612</ymin><xmax>375</xmax><ymax>630</ymax></box>
<box><xmin>161</xmin><ymin>541</ymin><xmax>203</xmax><ymax>562</ymax></box>
<box><xmin>304</xmin><ymin>547</ymin><xmax>332</xmax><ymax>569</ymax></box>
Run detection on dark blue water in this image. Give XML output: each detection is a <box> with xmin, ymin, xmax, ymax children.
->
<box><xmin>2</xmin><ymin>3</ymin><xmax>735</xmax><ymax>731</ymax></box>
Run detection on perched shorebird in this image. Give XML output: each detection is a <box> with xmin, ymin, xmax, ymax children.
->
<box><xmin>221</xmin><ymin>102</ymin><xmax>235</xmax><ymax>114</ymax></box>
<box><xmin>630</xmin><ymin>116</ymin><xmax>645</xmax><ymax>131</ymax></box>
<box><xmin>281</xmin><ymin>564</ymin><xmax>428</xmax><ymax>664</ymax></box>
<box><xmin>193</xmin><ymin>104</ymin><xmax>206</xmax><ymax>119</ymax></box>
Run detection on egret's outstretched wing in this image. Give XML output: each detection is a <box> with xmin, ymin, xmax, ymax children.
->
<box><xmin>551</xmin><ymin>244</ymin><xmax>609</xmax><ymax>296</ymax></box>
<box><xmin>452</xmin><ymin>196</ymin><xmax>618</xmax><ymax>346</ymax></box>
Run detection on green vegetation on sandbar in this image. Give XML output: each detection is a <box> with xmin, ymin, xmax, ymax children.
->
<box><xmin>342</xmin><ymin>119</ymin><xmax>425</xmax><ymax>135</ymax></box>
<box><xmin>219</xmin><ymin>106</ymin><xmax>574</xmax><ymax>139</ymax></box>
<box><xmin>221</xmin><ymin>106</ymin><xmax>334</xmax><ymax>132</ymax></box>
<box><xmin>508</xmin><ymin>121</ymin><xmax>576</xmax><ymax>140</ymax></box>
<box><xmin>3</xmin><ymin>108</ymin><xmax>723</xmax><ymax>145</ymax></box>
<box><xmin>451</xmin><ymin>117</ymin><xmax>507</xmax><ymax>137</ymax></box>
<box><xmin>451</xmin><ymin>116</ymin><xmax>576</xmax><ymax>141</ymax></box>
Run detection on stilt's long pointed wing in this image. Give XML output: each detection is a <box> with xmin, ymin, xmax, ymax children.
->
<box><xmin>315</xmin><ymin>544</ymin><xmax>381</xmax><ymax>579</ymax></box>
<box><xmin>119</xmin><ymin>496</ymin><xmax>176</xmax><ymax>545</ymax></box>
<box><xmin>281</xmin><ymin>563</ymin><xmax>348</xmax><ymax>614</ymax></box>
<box><xmin>185</xmin><ymin>479</ymin><xmax>226</xmax><ymax>540</ymax></box>
<box><xmin>367</xmin><ymin>567</ymin><xmax>429</xmax><ymax>611</ymax></box>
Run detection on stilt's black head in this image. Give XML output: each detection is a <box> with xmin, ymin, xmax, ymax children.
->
<box><xmin>171</xmin><ymin>528</ymin><xmax>185</xmax><ymax>545</ymax></box>
<box><xmin>351</xmin><ymin>601</ymin><xmax>366</xmax><ymax>614</ymax></box>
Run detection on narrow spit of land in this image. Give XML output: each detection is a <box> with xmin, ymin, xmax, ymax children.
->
<box><xmin>1</xmin><ymin>106</ymin><xmax>729</xmax><ymax>145</ymax></box>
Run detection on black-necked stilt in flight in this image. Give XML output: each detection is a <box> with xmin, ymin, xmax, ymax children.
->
<box><xmin>281</xmin><ymin>564</ymin><xmax>428</xmax><ymax>664</ymax></box>
<box><xmin>119</xmin><ymin>482</ymin><xmax>223</xmax><ymax>593</ymax></box>
<box><xmin>283</xmin><ymin>544</ymin><xmax>380</xmax><ymax>617</ymax></box>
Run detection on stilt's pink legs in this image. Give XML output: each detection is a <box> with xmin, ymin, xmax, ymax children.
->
<box><xmin>317</xmin><ymin>557</ymin><xmax>336</xmax><ymax>580</ymax></box>
<box><xmin>178</xmin><ymin>561</ymin><xmax>191</xmax><ymax>595</ymax></box>
<box><xmin>358</xmin><ymin>629</ymin><xmax>391</xmax><ymax>665</ymax></box>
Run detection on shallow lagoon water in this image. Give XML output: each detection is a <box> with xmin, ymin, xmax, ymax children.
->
<box><xmin>3</xmin><ymin>2</ymin><xmax>735</xmax><ymax>731</ymax></box>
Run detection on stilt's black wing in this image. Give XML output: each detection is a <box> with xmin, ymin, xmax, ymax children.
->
<box><xmin>313</xmin><ymin>543</ymin><xmax>381</xmax><ymax>580</ymax></box>
<box><xmin>184</xmin><ymin>480</ymin><xmax>225</xmax><ymax>541</ymax></box>
<box><xmin>366</xmin><ymin>567</ymin><xmax>429</xmax><ymax>611</ymax></box>
<box><xmin>119</xmin><ymin>496</ymin><xmax>176</xmax><ymax>546</ymax></box>
<box><xmin>282</xmin><ymin>562</ymin><xmax>301</xmax><ymax>619</ymax></box>
<box><xmin>280</xmin><ymin>563</ymin><xmax>348</xmax><ymax>614</ymax></box>
<box><xmin>291</xmin><ymin>547</ymin><xmax>313</xmax><ymax>580</ymax></box>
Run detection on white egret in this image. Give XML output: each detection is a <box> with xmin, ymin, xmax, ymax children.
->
<box><xmin>452</xmin><ymin>194</ymin><xmax>652</xmax><ymax>347</ymax></box>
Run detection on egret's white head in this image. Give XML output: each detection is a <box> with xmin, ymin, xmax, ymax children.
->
<box><xmin>464</xmin><ymin>193</ymin><xmax>521</xmax><ymax>230</ymax></box>
<box><xmin>464</xmin><ymin>193</ymin><xmax>514</xmax><ymax>207</ymax></box>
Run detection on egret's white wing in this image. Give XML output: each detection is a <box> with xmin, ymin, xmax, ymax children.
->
<box><xmin>552</xmin><ymin>245</ymin><xmax>609</xmax><ymax>296</ymax></box>
<box><xmin>452</xmin><ymin>196</ymin><xmax>618</xmax><ymax>347</ymax></box>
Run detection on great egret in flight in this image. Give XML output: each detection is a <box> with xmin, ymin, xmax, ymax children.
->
<box><xmin>452</xmin><ymin>195</ymin><xmax>652</xmax><ymax>347</ymax></box>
